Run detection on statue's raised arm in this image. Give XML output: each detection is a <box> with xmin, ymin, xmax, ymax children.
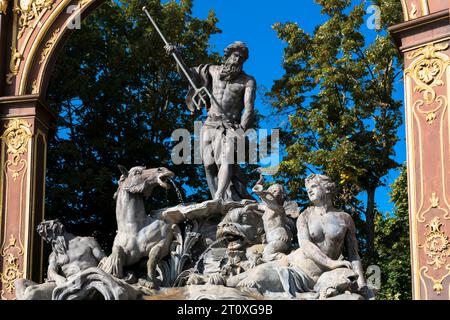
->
<box><xmin>143</xmin><ymin>6</ymin><xmax>213</xmax><ymax>113</ymax></box>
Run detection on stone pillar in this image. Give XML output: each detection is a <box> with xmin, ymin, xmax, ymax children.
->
<box><xmin>390</xmin><ymin>2</ymin><xmax>450</xmax><ymax>300</ymax></box>
<box><xmin>0</xmin><ymin>95</ymin><xmax>54</xmax><ymax>299</ymax></box>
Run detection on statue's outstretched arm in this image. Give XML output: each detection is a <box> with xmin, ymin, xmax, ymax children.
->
<box><xmin>164</xmin><ymin>44</ymin><xmax>200</xmax><ymax>85</ymax></box>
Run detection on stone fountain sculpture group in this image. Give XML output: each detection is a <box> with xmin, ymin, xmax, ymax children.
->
<box><xmin>15</xmin><ymin>40</ymin><xmax>375</xmax><ymax>300</ymax></box>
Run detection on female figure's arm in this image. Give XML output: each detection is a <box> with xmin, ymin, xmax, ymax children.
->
<box><xmin>297</xmin><ymin>213</ymin><xmax>351</xmax><ymax>270</ymax></box>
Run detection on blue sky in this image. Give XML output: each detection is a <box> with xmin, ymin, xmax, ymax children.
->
<box><xmin>187</xmin><ymin>0</ymin><xmax>407</xmax><ymax>213</ymax></box>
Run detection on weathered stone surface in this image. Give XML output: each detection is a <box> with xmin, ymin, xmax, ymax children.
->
<box><xmin>165</xmin><ymin>41</ymin><xmax>256</xmax><ymax>202</ymax></box>
<box><xmin>18</xmin><ymin>169</ymin><xmax>373</xmax><ymax>300</ymax></box>
<box><xmin>142</xmin><ymin>285</ymin><xmax>261</xmax><ymax>300</ymax></box>
<box><xmin>15</xmin><ymin>220</ymin><xmax>139</xmax><ymax>300</ymax></box>
<box><xmin>98</xmin><ymin>166</ymin><xmax>175</xmax><ymax>290</ymax></box>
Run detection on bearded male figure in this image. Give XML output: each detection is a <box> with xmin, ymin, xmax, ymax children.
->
<box><xmin>15</xmin><ymin>220</ymin><xmax>106</xmax><ymax>300</ymax></box>
<box><xmin>166</xmin><ymin>41</ymin><xmax>256</xmax><ymax>201</ymax></box>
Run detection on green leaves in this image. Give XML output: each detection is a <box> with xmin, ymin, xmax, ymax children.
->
<box><xmin>269</xmin><ymin>0</ymin><xmax>403</xmax><ymax>259</ymax></box>
<box><xmin>375</xmin><ymin>166</ymin><xmax>411</xmax><ymax>299</ymax></box>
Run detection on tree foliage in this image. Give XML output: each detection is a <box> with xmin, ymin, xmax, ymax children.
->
<box><xmin>375</xmin><ymin>166</ymin><xmax>411</xmax><ymax>299</ymax></box>
<box><xmin>46</xmin><ymin>0</ymin><xmax>221</xmax><ymax>249</ymax></box>
<box><xmin>268</xmin><ymin>0</ymin><xmax>404</xmax><ymax>260</ymax></box>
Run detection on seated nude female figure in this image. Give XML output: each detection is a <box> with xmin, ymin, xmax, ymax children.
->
<box><xmin>226</xmin><ymin>174</ymin><xmax>367</xmax><ymax>298</ymax></box>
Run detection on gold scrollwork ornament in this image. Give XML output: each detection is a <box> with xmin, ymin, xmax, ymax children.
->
<box><xmin>421</xmin><ymin>265</ymin><xmax>450</xmax><ymax>296</ymax></box>
<box><xmin>6</xmin><ymin>48</ymin><xmax>23</xmax><ymax>85</ymax></box>
<box><xmin>0</xmin><ymin>253</ymin><xmax>23</xmax><ymax>297</ymax></box>
<box><xmin>14</xmin><ymin>0</ymin><xmax>55</xmax><ymax>39</ymax></box>
<box><xmin>0</xmin><ymin>235</ymin><xmax>24</xmax><ymax>299</ymax></box>
<box><xmin>406</xmin><ymin>43</ymin><xmax>450</xmax><ymax>125</ymax></box>
<box><xmin>0</xmin><ymin>0</ymin><xmax>9</xmax><ymax>15</ymax></box>
<box><xmin>1</xmin><ymin>119</ymin><xmax>33</xmax><ymax>181</ymax></box>
<box><xmin>407</xmin><ymin>44</ymin><xmax>450</xmax><ymax>105</ymax></box>
<box><xmin>420</xmin><ymin>217</ymin><xmax>450</xmax><ymax>270</ymax></box>
<box><xmin>39</xmin><ymin>28</ymin><xmax>60</xmax><ymax>64</ymax></box>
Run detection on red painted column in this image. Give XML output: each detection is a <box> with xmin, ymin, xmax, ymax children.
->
<box><xmin>390</xmin><ymin>1</ymin><xmax>450</xmax><ymax>300</ymax></box>
<box><xmin>0</xmin><ymin>95</ymin><xmax>53</xmax><ymax>299</ymax></box>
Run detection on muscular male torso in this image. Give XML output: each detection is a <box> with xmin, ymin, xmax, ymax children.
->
<box><xmin>51</xmin><ymin>237</ymin><xmax>104</xmax><ymax>278</ymax></box>
<box><xmin>207</xmin><ymin>65</ymin><xmax>254</xmax><ymax>123</ymax></box>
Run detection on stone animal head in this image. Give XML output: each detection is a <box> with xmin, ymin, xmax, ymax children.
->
<box><xmin>313</xmin><ymin>268</ymin><xmax>359</xmax><ymax>299</ymax></box>
<box><xmin>37</xmin><ymin>220</ymin><xmax>66</xmax><ymax>243</ymax></box>
<box><xmin>216</xmin><ymin>205</ymin><xmax>264</xmax><ymax>251</ymax></box>
<box><xmin>115</xmin><ymin>166</ymin><xmax>175</xmax><ymax>198</ymax></box>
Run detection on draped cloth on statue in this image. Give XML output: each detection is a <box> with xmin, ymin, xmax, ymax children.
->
<box><xmin>52</xmin><ymin>267</ymin><xmax>141</xmax><ymax>300</ymax></box>
<box><xmin>277</xmin><ymin>266</ymin><xmax>316</xmax><ymax>298</ymax></box>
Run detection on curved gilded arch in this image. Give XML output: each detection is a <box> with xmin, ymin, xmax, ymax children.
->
<box><xmin>5</xmin><ymin>0</ymin><xmax>104</xmax><ymax>97</ymax></box>
<box><xmin>11</xmin><ymin>0</ymin><xmax>448</xmax><ymax>97</ymax></box>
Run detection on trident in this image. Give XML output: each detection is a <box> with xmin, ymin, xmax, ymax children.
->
<box><xmin>142</xmin><ymin>6</ymin><xmax>215</xmax><ymax>112</ymax></box>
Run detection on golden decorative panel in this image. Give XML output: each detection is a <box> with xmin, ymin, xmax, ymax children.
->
<box><xmin>6</xmin><ymin>48</ymin><xmax>23</xmax><ymax>85</ymax></box>
<box><xmin>406</xmin><ymin>43</ymin><xmax>450</xmax><ymax>125</ymax></box>
<box><xmin>0</xmin><ymin>235</ymin><xmax>24</xmax><ymax>300</ymax></box>
<box><xmin>0</xmin><ymin>0</ymin><xmax>9</xmax><ymax>15</ymax></box>
<box><xmin>421</xmin><ymin>266</ymin><xmax>450</xmax><ymax>296</ymax></box>
<box><xmin>39</xmin><ymin>27</ymin><xmax>60</xmax><ymax>64</ymax></box>
<box><xmin>31</xmin><ymin>79</ymin><xmax>38</xmax><ymax>94</ymax></box>
<box><xmin>1</xmin><ymin>119</ymin><xmax>33</xmax><ymax>181</ymax></box>
<box><xmin>405</xmin><ymin>40</ymin><xmax>450</xmax><ymax>299</ymax></box>
<box><xmin>420</xmin><ymin>217</ymin><xmax>449</xmax><ymax>269</ymax></box>
<box><xmin>418</xmin><ymin>193</ymin><xmax>450</xmax><ymax>223</ymax></box>
<box><xmin>14</xmin><ymin>0</ymin><xmax>55</xmax><ymax>39</ymax></box>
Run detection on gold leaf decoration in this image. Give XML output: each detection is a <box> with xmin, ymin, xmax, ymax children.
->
<box><xmin>406</xmin><ymin>43</ymin><xmax>450</xmax><ymax>125</ymax></box>
<box><xmin>0</xmin><ymin>254</ymin><xmax>23</xmax><ymax>296</ymax></box>
<box><xmin>418</xmin><ymin>191</ymin><xmax>449</xmax><ymax>223</ymax></box>
<box><xmin>39</xmin><ymin>28</ymin><xmax>60</xmax><ymax>65</ymax></box>
<box><xmin>0</xmin><ymin>235</ymin><xmax>24</xmax><ymax>300</ymax></box>
<box><xmin>422</xmin><ymin>217</ymin><xmax>449</xmax><ymax>269</ymax></box>
<box><xmin>14</xmin><ymin>0</ymin><xmax>55</xmax><ymax>39</ymax></box>
<box><xmin>0</xmin><ymin>0</ymin><xmax>9</xmax><ymax>15</ymax></box>
<box><xmin>407</xmin><ymin>44</ymin><xmax>449</xmax><ymax>104</ymax></box>
<box><xmin>430</xmin><ymin>193</ymin><xmax>440</xmax><ymax>208</ymax></box>
<box><xmin>1</xmin><ymin>119</ymin><xmax>33</xmax><ymax>181</ymax></box>
<box><xmin>421</xmin><ymin>266</ymin><xmax>450</xmax><ymax>296</ymax></box>
<box><xmin>425</xmin><ymin>112</ymin><xmax>436</xmax><ymax>125</ymax></box>
<box><xmin>31</xmin><ymin>79</ymin><xmax>38</xmax><ymax>94</ymax></box>
<box><xmin>6</xmin><ymin>48</ymin><xmax>23</xmax><ymax>85</ymax></box>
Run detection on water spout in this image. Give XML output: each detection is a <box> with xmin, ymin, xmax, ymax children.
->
<box><xmin>193</xmin><ymin>237</ymin><xmax>227</xmax><ymax>274</ymax></box>
<box><xmin>169</xmin><ymin>178</ymin><xmax>185</xmax><ymax>206</ymax></box>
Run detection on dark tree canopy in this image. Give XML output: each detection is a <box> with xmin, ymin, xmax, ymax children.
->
<box><xmin>46</xmin><ymin>0</ymin><xmax>222</xmax><ymax>249</ymax></box>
